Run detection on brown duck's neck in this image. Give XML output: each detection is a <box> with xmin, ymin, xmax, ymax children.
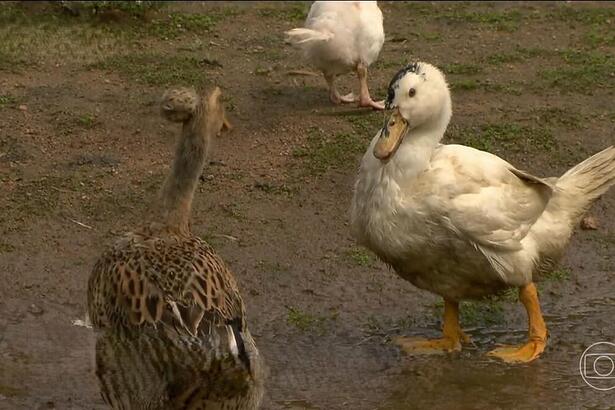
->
<box><xmin>157</xmin><ymin>114</ymin><xmax>210</xmax><ymax>234</ymax></box>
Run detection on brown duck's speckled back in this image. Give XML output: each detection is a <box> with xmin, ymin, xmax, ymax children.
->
<box><xmin>88</xmin><ymin>227</ymin><xmax>264</xmax><ymax>409</ymax></box>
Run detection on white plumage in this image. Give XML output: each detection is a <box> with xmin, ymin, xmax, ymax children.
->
<box><xmin>285</xmin><ymin>1</ymin><xmax>385</xmax><ymax>109</ymax></box>
<box><xmin>351</xmin><ymin>61</ymin><xmax>615</xmax><ymax>363</ymax></box>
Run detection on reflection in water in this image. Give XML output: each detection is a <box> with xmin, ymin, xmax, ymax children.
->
<box><xmin>380</xmin><ymin>292</ymin><xmax>614</xmax><ymax>410</ymax></box>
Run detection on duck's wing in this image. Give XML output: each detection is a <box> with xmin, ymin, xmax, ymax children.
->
<box><xmin>426</xmin><ymin>145</ymin><xmax>554</xmax><ymax>274</ymax></box>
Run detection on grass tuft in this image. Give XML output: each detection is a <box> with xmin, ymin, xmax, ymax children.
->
<box><xmin>0</xmin><ymin>94</ymin><xmax>17</xmax><ymax>108</ymax></box>
<box><xmin>286</xmin><ymin>306</ymin><xmax>334</xmax><ymax>333</ymax></box>
<box><xmin>91</xmin><ymin>53</ymin><xmax>214</xmax><ymax>86</ymax></box>
<box><xmin>447</xmin><ymin>123</ymin><xmax>555</xmax><ymax>154</ymax></box>
<box><xmin>292</xmin><ymin>127</ymin><xmax>368</xmax><ymax>176</ymax></box>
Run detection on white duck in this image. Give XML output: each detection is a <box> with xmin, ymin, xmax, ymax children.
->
<box><xmin>285</xmin><ymin>1</ymin><xmax>385</xmax><ymax>110</ymax></box>
<box><xmin>350</xmin><ymin>62</ymin><xmax>615</xmax><ymax>363</ymax></box>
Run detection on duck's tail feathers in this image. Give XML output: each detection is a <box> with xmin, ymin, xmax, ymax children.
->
<box><xmin>285</xmin><ymin>28</ymin><xmax>333</xmax><ymax>46</ymax></box>
<box><xmin>553</xmin><ymin>145</ymin><xmax>615</xmax><ymax>224</ymax></box>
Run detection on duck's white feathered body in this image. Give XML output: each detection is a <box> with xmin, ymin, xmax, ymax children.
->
<box><xmin>355</xmin><ymin>142</ymin><xmax>556</xmax><ymax>300</ymax></box>
<box><xmin>351</xmin><ymin>63</ymin><xmax>615</xmax><ymax>302</ymax></box>
<box><xmin>287</xmin><ymin>1</ymin><xmax>384</xmax><ymax>76</ymax></box>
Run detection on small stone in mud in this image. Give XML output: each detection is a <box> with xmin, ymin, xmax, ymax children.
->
<box><xmin>580</xmin><ymin>215</ymin><xmax>599</xmax><ymax>230</ymax></box>
<box><xmin>28</xmin><ymin>304</ymin><xmax>44</xmax><ymax>316</ymax></box>
<box><xmin>18</xmin><ymin>104</ymin><xmax>28</xmax><ymax>111</ymax></box>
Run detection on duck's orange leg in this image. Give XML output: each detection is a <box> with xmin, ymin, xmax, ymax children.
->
<box><xmin>488</xmin><ymin>283</ymin><xmax>547</xmax><ymax>363</ymax></box>
<box><xmin>394</xmin><ymin>299</ymin><xmax>470</xmax><ymax>355</ymax></box>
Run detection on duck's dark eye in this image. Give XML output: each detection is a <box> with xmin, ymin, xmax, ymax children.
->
<box><xmin>408</xmin><ymin>88</ymin><xmax>416</xmax><ymax>97</ymax></box>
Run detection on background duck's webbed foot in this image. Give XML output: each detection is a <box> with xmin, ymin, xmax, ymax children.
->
<box><xmin>358</xmin><ymin>97</ymin><xmax>384</xmax><ymax>110</ymax></box>
<box><xmin>325</xmin><ymin>73</ymin><xmax>356</xmax><ymax>105</ymax></box>
<box><xmin>339</xmin><ymin>92</ymin><xmax>357</xmax><ymax>103</ymax></box>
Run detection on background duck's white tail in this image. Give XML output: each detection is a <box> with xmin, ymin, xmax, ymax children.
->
<box><xmin>285</xmin><ymin>28</ymin><xmax>333</xmax><ymax>45</ymax></box>
<box><xmin>554</xmin><ymin>145</ymin><xmax>615</xmax><ymax>224</ymax></box>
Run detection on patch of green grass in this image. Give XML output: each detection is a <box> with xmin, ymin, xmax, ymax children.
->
<box><xmin>8</xmin><ymin>177</ymin><xmax>63</xmax><ymax>218</ymax></box>
<box><xmin>91</xmin><ymin>53</ymin><xmax>213</xmax><ymax>86</ymax></box>
<box><xmin>344</xmin><ymin>246</ymin><xmax>376</xmax><ymax>268</ymax></box>
<box><xmin>0</xmin><ymin>94</ymin><xmax>17</xmax><ymax>108</ymax></box>
<box><xmin>545</xmin><ymin>267</ymin><xmax>572</xmax><ymax>281</ymax></box>
<box><xmin>450</xmin><ymin>79</ymin><xmax>480</xmax><ymax>91</ymax></box>
<box><xmin>253</xmin><ymin>181</ymin><xmax>297</xmax><ymax>197</ymax></box>
<box><xmin>494</xmin><ymin>288</ymin><xmax>518</xmax><ymax>303</ymax></box>
<box><xmin>447</xmin><ymin>123</ymin><xmax>555</xmax><ymax>154</ymax></box>
<box><xmin>0</xmin><ymin>384</ymin><xmax>24</xmax><ymax>398</ymax></box>
<box><xmin>200</xmin><ymin>232</ymin><xmax>224</xmax><ymax>248</ymax></box>
<box><xmin>482</xmin><ymin>81</ymin><xmax>524</xmax><ymax>96</ymax></box>
<box><xmin>583</xmin><ymin>27</ymin><xmax>615</xmax><ymax>48</ymax></box>
<box><xmin>0</xmin><ymin>49</ymin><xmax>31</xmax><ymax>72</ymax></box>
<box><xmin>485</xmin><ymin>52</ymin><xmax>521</xmax><ymax>66</ymax></box>
<box><xmin>147</xmin><ymin>12</ymin><xmax>218</xmax><ymax>39</ymax></box>
<box><xmin>0</xmin><ymin>5</ymin><xmax>134</xmax><ymax>66</ymax></box>
<box><xmin>361</xmin><ymin>314</ymin><xmax>414</xmax><ymax>337</ymax></box>
<box><xmin>73</xmin><ymin>1</ymin><xmax>167</xmax><ymax>18</ymax></box>
<box><xmin>292</xmin><ymin>127</ymin><xmax>368</xmax><ymax>176</ymax></box>
<box><xmin>373</xmin><ymin>58</ymin><xmax>403</xmax><ymax>70</ymax></box>
<box><xmin>0</xmin><ymin>4</ymin><xmax>227</xmax><ymax>67</ymax></box>
<box><xmin>286</xmin><ymin>306</ymin><xmax>332</xmax><ymax>333</ymax></box>
<box><xmin>77</xmin><ymin>113</ymin><xmax>97</xmax><ymax>128</ymax></box>
<box><xmin>256</xmin><ymin>260</ymin><xmax>290</xmax><ymax>274</ymax></box>
<box><xmin>485</xmin><ymin>47</ymin><xmax>553</xmax><ymax>66</ymax></box>
<box><xmin>439</xmin><ymin>9</ymin><xmax>523</xmax><ymax>32</ymax></box>
<box><xmin>549</xmin><ymin>6</ymin><xmax>615</xmax><ymax>25</ymax></box>
<box><xmin>420</xmin><ymin>31</ymin><xmax>442</xmax><ymax>42</ymax></box>
<box><xmin>433</xmin><ymin>298</ymin><xmax>507</xmax><ymax>326</ymax></box>
<box><xmin>443</xmin><ymin>63</ymin><xmax>483</xmax><ymax>75</ymax></box>
<box><xmin>258</xmin><ymin>4</ymin><xmax>308</xmax><ymax>21</ymax></box>
<box><xmin>530</xmin><ymin>107</ymin><xmax>582</xmax><ymax>129</ymax></box>
<box><xmin>53</xmin><ymin>110</ymin><xmax>102</xmax><ymax>135</ymax></box>
<box><xmin>220</xmin><ymin>203</ymin><xmax>245</xmax><ymax>221</ymax></box>
<box><xmin>539</xmin><ymin>50</ymin><xmax>615</xmax><ymax>93</ymax></box>
<box><xmin>0</xmin><ymin>241</ymin><xmax>16</xmax><ymax>253</ymax></box>
<box><xmin>345</xmin><ymin>113</ymin><xmax>382</xmax><ymax>134</ymax></box>
<box><xmin>461</xmin><ymin>299</ymin><xmax>505</xmax><ymax>325</ymax></box>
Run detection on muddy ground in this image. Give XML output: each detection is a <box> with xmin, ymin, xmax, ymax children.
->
<box><xmin>0</xmin><ymin>1</ymin><xmax>614</xmax><ymax>409</ymax></box>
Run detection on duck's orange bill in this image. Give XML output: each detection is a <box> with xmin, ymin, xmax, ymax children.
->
<box><xmin>373</xmin><ymin>109</ymin><xmax>409</xmax><ymax>160</ymax></box>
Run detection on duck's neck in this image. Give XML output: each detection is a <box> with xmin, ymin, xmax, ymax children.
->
<box><xmin>387</xmin><ymin>115</ymin><xmax>449</xmax><ymax>180</ymax></box>
<box><xmin>157</xmin><ymin>109</ymin><xmax>211</xmax><ymax>234</ymax></box>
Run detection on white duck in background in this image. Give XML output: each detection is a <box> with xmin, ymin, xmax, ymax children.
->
<box><xmin>285</xmin><ymin>1</ymin><xmax>385</xmax><ymax>110</ymax></box>
<box><xmin>351</xmin><ymin>62</ymin><xmax>615</xmax><ymax>363</ymax></box>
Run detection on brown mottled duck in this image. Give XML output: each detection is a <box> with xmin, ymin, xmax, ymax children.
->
<box><xmin>87</xmin><ymin>87</ymin><xmax>264</xmax><ymax>408</ymax></box>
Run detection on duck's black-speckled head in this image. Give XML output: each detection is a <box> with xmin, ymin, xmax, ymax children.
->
<box><xmin>375</xmin><ymin>62</ymin><xmax>452</xmax><ymax>161</ymax></box>
<box><xmin>385</xmin><ymin>62</ymin><xmax>422</xmax><ymax>110</ymax></box>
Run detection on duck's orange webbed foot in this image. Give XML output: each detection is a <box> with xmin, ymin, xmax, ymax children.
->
<box><xmin>487</xmin><ymin>339</ymin><xmax>546</xmax><ymax>363</ymax></box>
<box><xmin>394</xmin><ymin>299</ymin><xmax>469</xmax><ymax>355</ymax></box>
<box><xmin>488</xmin><ymin>282</ymin><xmax>548</xmax><ymax>364</ymax></box>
